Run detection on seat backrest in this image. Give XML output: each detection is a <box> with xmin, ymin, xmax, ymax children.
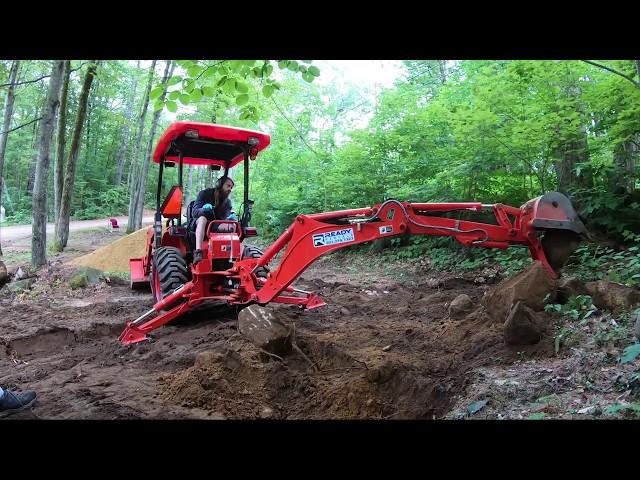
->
<box><xmin>186</xmin><ymin>200</ymin><xmax>196</xmax><ymax>224</ymax></box>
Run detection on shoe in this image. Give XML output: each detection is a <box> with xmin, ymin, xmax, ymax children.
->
<box><xmin>193</xmin><ymin>249</ymin><xmax>203</xmax><ymax>265</ymax></box>
<box><xmin>0</xmin><ymin>389</ymin><xmax>37</xmax><ymax>418</ymax></box>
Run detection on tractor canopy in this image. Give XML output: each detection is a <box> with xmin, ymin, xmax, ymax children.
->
<box><xmin>153</xmin><ymin>121</ymin><xmax>271</xmax><ymax>167</ymax></box>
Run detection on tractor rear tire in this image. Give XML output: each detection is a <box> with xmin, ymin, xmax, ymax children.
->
<box><xmin>152</xmin><ymin>247</ymin><xmax>189</xmax><ymax>302</ymax></box>
<box><xmin>242</xmin><ymin>245</ymin><xmax>269</xmax><ymax>280</ymax></box>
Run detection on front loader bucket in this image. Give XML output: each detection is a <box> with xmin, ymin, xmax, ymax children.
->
<box><xmin>521</xmin><ymin>192</ymin><xmax>588</xmax><ymax>271</ymax></box>
<box><xmin>129</xmin><ymin>257</ymin><xmax>149</xmax><ymax>289</ymax></box>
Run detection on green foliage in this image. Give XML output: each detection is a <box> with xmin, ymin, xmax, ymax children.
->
<box><xmin>379</xmin><ymin>235</ymin><xmax>533</xmax><ymax>277</ymax></box>
<box><xmin>621</xmin><ymin>343</ymin><xmax>640</xmax><ymax>364</ymax></box>
<box><xmin>153</xmin><ymin>60</ymin><xmax>317</xmax><ymax>122</ymax></box>
<box><xmin>604</xmin><ymin>403</ymin><xmax>640</xmax><ymax>417</ymax></box>
<box><xmin>544</xmin><ymin>295</ymin><xmax>595</xmax><ymax>354</ymax></box>
<box><xmin>563</xmin><ymin>231</ymin><xmax>640</xmax><ymax>286</ymax></box>
<box><xmin>544</xmin><ymin>294</ymin><xmax>595</xmax><ymax>321</ymax></box>
<box><xmin>73</xmin><ymin>185</ymin><xmax>130</xmax><ymax>220</ymax></box>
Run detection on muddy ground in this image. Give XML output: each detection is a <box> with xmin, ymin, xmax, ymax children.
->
<box><xmin>1</xmin><ymin>229</ymin><xmax>638</xmax><ymax>420</ymax></box>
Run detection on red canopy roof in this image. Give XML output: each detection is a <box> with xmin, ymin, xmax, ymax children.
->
<box><xmin>153</xmin><ymin>121</ymin><xmax>271</xmax><ymax>167</ymax></box>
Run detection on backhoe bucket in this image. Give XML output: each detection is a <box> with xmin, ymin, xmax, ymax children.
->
<box><xmin>521</xmin><ymin>192</ymin><xmax>588</xmax><ymax>271</ymax></box>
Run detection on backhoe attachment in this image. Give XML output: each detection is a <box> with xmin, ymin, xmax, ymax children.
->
<box><xmin>119</xmin><ymin>191</ymin><xmax>587</xmax><ymax>345</ymax></box>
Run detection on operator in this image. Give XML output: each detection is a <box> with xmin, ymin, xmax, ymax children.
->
<box><xmin>189</xmin><ymin>175</ymin><xmax>238</xmax><ymax>264</ymax></box>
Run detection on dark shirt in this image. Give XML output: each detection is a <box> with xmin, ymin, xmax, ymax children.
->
<box><xmin>191</xmin><ymin>188</ymin><xmax>232</xmax><ymax>227</ymax></box>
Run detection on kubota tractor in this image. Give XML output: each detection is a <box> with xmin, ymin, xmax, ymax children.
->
<box><xmin>119</xmin><ymin>121</ymin><xmax>587</xmax><ymax>345</ymax></box>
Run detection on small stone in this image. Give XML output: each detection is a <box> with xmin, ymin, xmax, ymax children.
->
<box><xmin>14</xmin><ymin>266</ymin><xmax>28</xmax><ymax>281</ymax></box>
<box><xmin>260</xmin><ymin>407</ymin><xmax>274</xmax><ymax>419</ymax></box>
<box><xmin>382</xmin><ymin>344</ymin><xmax>392</xmax><ymax>352</ymax></box>
<box><xmin>578</xmin><ymin>406</ymin><xmax>596</xmax><ymax>415</ymax></box>
<box><xmin>448</xmin><ymin>294</ymin><xmax>474</xmax><ymax>319</ymax></box>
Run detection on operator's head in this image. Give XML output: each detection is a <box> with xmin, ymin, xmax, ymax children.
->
<box><xmin>215</xmin><ymin>176</ymin><xmax>235</xmax><ymax>200</ymax></box>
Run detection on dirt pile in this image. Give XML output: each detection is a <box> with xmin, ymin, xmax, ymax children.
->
<box><xmin>481</xmin><ymin>261</ymin><xmax>558</xmax><ymax>323</ymax></box>
<box><xmin>68</xmin><ymin>228</ymin><xmax>149</xmax><ymax>273</ymax></box>
<box><xmin>585</xmin><ymin>280</ymin><xmax>640</xmax><ymax>313</ymax></box>
<box><xmin>157</xmin><ymin>264</ymin><xmax>562</xmax><ymax>419</ymax></box>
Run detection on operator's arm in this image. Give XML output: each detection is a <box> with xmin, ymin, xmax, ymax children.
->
<box><xmin>192</xmin><ymin>189</ymin><xmax>215</xmax><ymax>220</ymax></box>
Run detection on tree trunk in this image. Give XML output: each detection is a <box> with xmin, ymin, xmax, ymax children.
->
<box><xmin>115</xmin><ymin>61</ymin><xmax>140</xmax><ymax>187</ymax></box>
<box><xmin>126</xmin><ymin>60</ymin><xmax>156</xmax><ymax>233</ymax></box>
<box><xmin>0</xmin><ymin>60</ymin><xmax>20</xmax><ymax>256</ymax></box>
<box><xmin>438</xmin><ymin>60</ymin><xmax>447</xmax><ymax>85</ymax></box>
<box><xmin>54</xmin><ymin>61</ymin><xmax>98</xmax><ymax>251</ymax></box>
<box><xmin>554</xmin><ymin>134</ymin><xmax>591</xmax><ymax>194</ymax></box>
<box><xmin>612</xmin><ymin>139</ymin><xmax>637</xmax><ymax>194</ymax></box>
<box><xmin>132</xmin><ymin>60</ymin><xmax>174</xmax><ymax>231</ymax></box>
<box><xmin>31</xmin><ymin>104</ymin><xmax>39</xmax><ymax>149</ymax></box>
<box><xmin>31</xmin><ymin>60</ymin><xmax>64</xmax><ymax>268</ymax></box>
<box><xmin>553</xmin><ymin>81</ymin><xmax>592</xmax><ymax>194</ymax></box>
<box><xmin>26</xmin><ymin>153</ymin><xmax>37</xmax><ymax>195</ymax></box>
<box><xmin>54</xmin><ymin>60</ymin><xmax>70</xmax><ymax>230</ymax></box>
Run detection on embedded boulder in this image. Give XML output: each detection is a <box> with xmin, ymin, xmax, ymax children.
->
<box><xmin>238</xmin><ymin>305</ymin><xmax>292</xmax><ymax>356</ymax></box>
<box><xmin>482</xmin><ymin>261</ymin><xmax>558</xmax><ymax>323</ymax></box>
<box><xmin>503</xmin><ymin>301</ymin><xmax>545</xmax><ymax>345</ymax></box>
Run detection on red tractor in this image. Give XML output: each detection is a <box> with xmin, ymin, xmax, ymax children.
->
<box><xmin>119</xmin><ymin>121</ymin><xmax>587</xmax><ymax>345</ymax></box>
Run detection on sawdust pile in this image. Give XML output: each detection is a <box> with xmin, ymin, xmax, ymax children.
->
<box><xmin>68</xmin><ymin>227</ymin><xmax>149</xmax><ymax>273</ymax></box>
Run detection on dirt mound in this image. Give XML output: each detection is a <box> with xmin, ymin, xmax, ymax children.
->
<box><xmin>68</xmin><ymin>228</ymin><xmax>149</xmax><ymax>273</ymax></box>
<box><xmin>156</xmin><ymin>265</ymin><xmax>558</xmax><ymax>419</ymax></box>
<box><xmin>158</xmin><ymin>338</ymin><xmax>457</xmax><ymax>419</ymax></box>
<box><xmin>159</xmin><ymin>348</ymin><xmax>267</xmax><ymax>418</ymax></box>
<box><xmin>482</xmin><ymin>261</ymin><xmax>557</xmax><ymax>323</ymax></box>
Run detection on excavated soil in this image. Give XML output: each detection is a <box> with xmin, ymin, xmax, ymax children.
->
<box><xmin>68</xmin><ymin>227</ymin><xmax>149</xmax><ymax>273</ymax></box>
<box><xmin>0</xmin><ymin>227</ymin><xmax>560</xmax><ymax>419</ymax></box>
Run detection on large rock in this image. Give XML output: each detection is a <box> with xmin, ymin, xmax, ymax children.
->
<box><xmin>585</xmin><ymin>281</ymin><xmax>640</xmax><ymax>313</ymax></box>
<box><xmin>238</xmin><ymin>305</ymin><xmax>291</xmax><ymax>356</ymax></box>
<box><xmin>482</xmin><ymin>261</ymin><xmax>557</xmax><ymax>323</ymax></box>
<box><xmin>0</xmin><ymin>261</ymin><xmax>7</xmax><ymax>286</ymax></box>
<box><xmin>69</xmin><ymin>267</ymin><xmax>104</xmax><ymax>289</ymax></box>
<box><xmin>7</xmin><ymin>278</ymin><xmax>35</xmax><ymax>293</ymax></box>
<box><xmin>449</xmin><ymin>294</ymin><xmax>474</xmax><ymax>319</ymax></box>
<box><xmin>503</xmin><ymin>301</ymin><xmax>544</xmax><ymax>345</ymax></box>
<box><xmin>14</xmin><ymin>266</ymin><xmax>29</xmax><ymax>280</ymax></box>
